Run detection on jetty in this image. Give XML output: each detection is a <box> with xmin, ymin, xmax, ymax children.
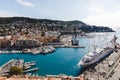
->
<box><xmin>0</xmin><ymin>59</ymin><xmax>39</xmax><ymax>76</ymax></box>
<box><xmin>54</xmin><ymin>45</ymin><xmax>85</xmax><ymax>48</ymax></box>
<box><xmin>0</xmin><ymin>59</ymin><xmax>24</xmax><ymax>76</ymax></box>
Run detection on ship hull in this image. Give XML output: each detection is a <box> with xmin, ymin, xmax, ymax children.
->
<box><xmin>80</xmin><ymin>48</ymin><xmax>114</xmax><ymax>67</ymax></box>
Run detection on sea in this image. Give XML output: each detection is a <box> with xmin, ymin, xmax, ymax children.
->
<box><xmin>0</xmin><ymin>31</ymin><xmax>119</xmax><ymax>76</ymax></box>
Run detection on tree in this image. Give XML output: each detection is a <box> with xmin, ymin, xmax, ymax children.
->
<box><xmin>9</xmin><ymin>66</ymin><xmax>23</xmax><ymax>76</ymax></box>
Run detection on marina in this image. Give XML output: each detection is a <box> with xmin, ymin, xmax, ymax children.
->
<box><xmin>0</xmin><ymin>59</ymin><xmax>24</xmax><ymax>76</ymax></box>
<box><xmin>0</xmin><ymin>59</ymin><xmax>39</xmax><ymax>76</ymax></box>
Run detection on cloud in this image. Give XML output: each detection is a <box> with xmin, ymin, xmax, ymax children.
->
<box><xmin>16</xmin><ymin>0</ymin><xmax>34</xmax><ymax>7</ymax></box>
<box><xmin>82</xmin><ymin>0</ymin><xmax>120</xmax><ymax>28</ymax></box>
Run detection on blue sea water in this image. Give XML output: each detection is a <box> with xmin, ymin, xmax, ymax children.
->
<box><xmin>0</xmin><ymin>32</ymin><xmax>118</xmax><ymax>76</ymax></box>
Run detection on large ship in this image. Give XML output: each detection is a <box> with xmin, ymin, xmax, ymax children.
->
<box><xmin>78</xmin><ymin>35</ymin><xmax>118</xmax><ymax>67</ymax></box>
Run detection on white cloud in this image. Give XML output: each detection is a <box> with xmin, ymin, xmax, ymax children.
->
<box><xmin>16</xmin><ymin>0</ymin><xmax>34</xmax><ymax>7</ymax></box>
<box><xmin>82</xmin><ymin>1</ymin><xmax>120</xmax><ymax>29</ymax></box>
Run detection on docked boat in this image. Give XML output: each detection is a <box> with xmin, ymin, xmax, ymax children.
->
<box><xmin>24</xmin><ymin>61</ymin><xmax>36</xmax><ymax>66</ymax></box>
<box><xmin>78</xmin><ymin>35</ymin><xmax>118</xmax><ymax>67</ymax></box>
<box><xmin>24</xmin><ymin>65</ymin><xmax>31</xmax><ymax>69</ymax></box>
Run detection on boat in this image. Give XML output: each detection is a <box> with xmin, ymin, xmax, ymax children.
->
<box><xmin>24</xmin><ymin>61</ymin><xmax>36</xmax><ymax>66</ymax></box>
<box><xmin>78</xmin><ymin>35</ymin><xmax>118</xmax><ymax>67</ymax></box>
<box><xmin>24</xmin><ymin>65</ymin><xmax>31</xmax><ymax>69</ymax></box>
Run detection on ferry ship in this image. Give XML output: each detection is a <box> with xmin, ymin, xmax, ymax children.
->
<box><xmin>78</xmin><ymin>35</ymin><xmax>118</xmax><ymax>67</ymax></box>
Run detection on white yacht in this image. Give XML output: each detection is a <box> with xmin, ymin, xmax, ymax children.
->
<box><xmin>78</xmin><ymin>35</ymin><xmax>118</xmax><ymax>67</ymax></box>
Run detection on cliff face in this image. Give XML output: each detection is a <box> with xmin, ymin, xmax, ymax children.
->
<box><xmin>0</xmin><ymin>17</ymin><xmax>114</xmax><ymax>33</ymax></box>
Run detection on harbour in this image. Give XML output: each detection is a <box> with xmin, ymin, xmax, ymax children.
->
<box><xmin>0</xmin><ymin>0</ymin><xmax>119</xmax><ymax>79</ymax></box>
<box><xmin>0</xmin><ymin>32</ymin><xmax>119</xmax><ymax>77</ymax></box>
<box><xmin>0</xmin><ymin>33</ymin><xmax>113</xmax><ymax>76</ymax></box>
<box><xmin>0</xmin><ymin>48</ymin><xmax>83</xmax><ymax>76</ymax></box>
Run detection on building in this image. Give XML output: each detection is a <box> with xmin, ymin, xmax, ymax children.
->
<box><xmin>45</xmin><ymin>31</ymin><xmax>60</xmax><ymax>37</ymax></box>
<box><xmin>14</xmin><ymin>40</ymin><xmax>41</xmax><ymax>48</ymax></box>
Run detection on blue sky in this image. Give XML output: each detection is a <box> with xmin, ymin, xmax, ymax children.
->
<box><xmin>0</xmin><ymin>0</ymin><xmax>120</xmax><ymax>28</ymax></box>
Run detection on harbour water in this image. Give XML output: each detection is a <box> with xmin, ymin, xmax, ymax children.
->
<box><xmin>0</xmin><ymin>32</ymin><xmax>118</xmax><ymax>76</ymax></box>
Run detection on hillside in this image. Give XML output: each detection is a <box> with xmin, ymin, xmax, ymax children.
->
<box><xmin>0</xmin><ymin>17</ymin><xmax>114</xmax><ymax>34</ymax></box>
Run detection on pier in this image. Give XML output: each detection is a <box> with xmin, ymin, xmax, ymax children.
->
<box><xmin>105</xmin><ymin>53</ymin><xmax>120</xmax><ymax>79</ymax></box>
<box><xmin>0</xmin><ymin>59</ymin><xmax>39</xmax><ymax>76</ymax></box>
<box><xmin>53</xmin><ymin>45</ymin><xmax>85</xmax><ymax>48</ymax></box>
<box><xmin>0</xmin><ymin>59</ymin><xmax>24</xmax><ymax>76</ymax></box>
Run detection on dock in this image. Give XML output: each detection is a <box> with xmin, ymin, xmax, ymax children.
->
<box><xmin>54</xmin><ymin>45</ymin><xmax>85</xmax><ymax>48</ymax></box>
<box><xmin>105</xmin><ymin>54</ymin><xmax>120</xmax><ymax>79</ymax></box>
<box><xmin>0</xmin><ymin>59</ymin><xmax>39</xmax><ymax>76</ymax></box>
<box><xmin>0</xmin><ymin>59</ymin><xmax>24</xmax><ymax>76</ymax></box>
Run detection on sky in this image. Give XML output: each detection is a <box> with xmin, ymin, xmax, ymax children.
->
<box><xmin>0</xmin><ymin>0</ymin><xmax>120</xmax><ymax>28</ymax></box>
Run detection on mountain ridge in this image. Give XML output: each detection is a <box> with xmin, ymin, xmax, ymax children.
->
<box><xmin>0</xmin><ymin>17</ymin><xmax>114</xmax><ymax>33</ymax></box>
